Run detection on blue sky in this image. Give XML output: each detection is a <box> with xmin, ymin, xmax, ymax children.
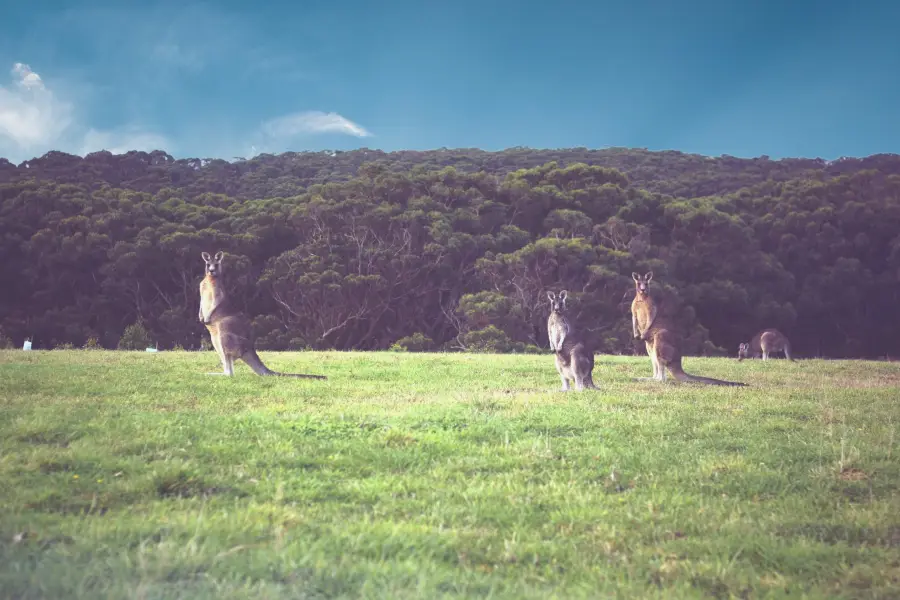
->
<box><xmin>0</xmin><ymin>0</ymin><xmax>898</xmax><ymax>163</ymax></box>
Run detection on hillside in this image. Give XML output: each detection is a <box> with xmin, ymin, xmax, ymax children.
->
<box><xmin>1</xmin><ymin>146</ymin><xmax>899</xmax><ymax>358</ymax></box>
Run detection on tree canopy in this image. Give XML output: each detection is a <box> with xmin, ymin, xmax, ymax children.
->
<box><xmin>1</xmin><ymin>147</ymin><xmax>899</xmax><ymax>358</ymax></box>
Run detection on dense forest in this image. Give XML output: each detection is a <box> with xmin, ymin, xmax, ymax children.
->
<box><xmin>1</xmin><ymin>146</ymin><xmax>899</xmax><ymax>358</ymax></box>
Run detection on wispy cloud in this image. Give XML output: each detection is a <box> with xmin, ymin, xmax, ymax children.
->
<box><xmin>12</xmin><ymin>63</ymin><xmax>45</xmax><ymax>90</ymax></box>
<box><xmin>262</xmin><ymin>111</ymin><xmax>373</xmax><ymax>139</ymax></box>
<box><xmin>0</xmin><ymin>61</ymin><xmax>168</xmax><ymax>163</ymax></box>
<box><xmin>0</xmin><ymin>63</ymin><xmax>74</xmax><ymax>154</ymax></box>
<box><xmin>0</xmin><ymin>58</ymin><xmax>366</xmax><ymax>163</ymax></box>
<box><xmin>0</xmin><ymin>6</ymin><xmax>361</xmax><ymax>162</ymax></box>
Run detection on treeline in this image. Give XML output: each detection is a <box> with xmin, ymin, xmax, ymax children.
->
<box><xmin>5</xmin><ymin>146</ymin><xmax>900</xmax><ymax>202</ymax></box>
<box><xmin>1</xmin><ymin>148</ymin><xmax>899</xmax><ymax>358</ymax></box>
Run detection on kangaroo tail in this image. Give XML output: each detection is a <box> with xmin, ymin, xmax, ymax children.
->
<box><xmin>671</xmin><ymin>366</ymin><xmax>746</xmax><ymax>387</ymax></box>
<box><xmin>242</xmin><ymin>350</ymin><xmax>327</xmax><ymax>380</ymax></box>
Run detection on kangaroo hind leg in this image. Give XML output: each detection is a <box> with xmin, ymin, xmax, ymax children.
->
<box><xmin>205</xmin><ymin>332</ymin><xmax>230</xmax><ymax>375</ymax></box>
<box><xmin>636</xmin><ymin>345</ymin><xmax>659</xmax><ymax>382</ymax></box>
<box><xmin>635</xmin><ymin>356</ymin><xmax>659</xmax><ymax>382</ymax></box>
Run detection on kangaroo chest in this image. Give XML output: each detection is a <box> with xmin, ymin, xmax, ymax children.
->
<box><xmin>200</xmin><ymin>275</ymin><xmax>226</xmax><ymax>319</ymax></box>
<box><xmin>632</xmin><ymin>298</ymin><xmax>655</xmax><ymax>330</ymax></box>
<box><xmin>549</xmin><ymin>313</ymin><xmax>569</xmax><ymax>329</ymax></box>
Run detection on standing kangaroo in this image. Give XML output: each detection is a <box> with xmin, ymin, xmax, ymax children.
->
<box><xmin>547</xmin><ymin>290</ymin><xmax>598</xmax><ymax>391</ymax></box>
<box><xmin>739</xmin><ymin>329</ymin><xmax>794</xmax><ymax>361</ymax></box>
<box><xmin>631</xmin><ymin>272</ymin><xmax>746</xmax><ymax>386</ymax></box>
<box><xmin>199</xmin><ymin>251</ymin><xmax>326</xmax><ymax>379</ymax></box>
<box><xmin>546</xmin><ymin>290</ymin><xmax>570</xmax><ymax>351</ymax></box>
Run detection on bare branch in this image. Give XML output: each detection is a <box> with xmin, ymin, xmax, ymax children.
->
<box><xmin>271</xmin><ymin>289</ymin><xmax>304</xmax><ymax>319</ymax></box>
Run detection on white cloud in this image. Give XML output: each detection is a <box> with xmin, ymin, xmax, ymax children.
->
<box><xmin>81</xmin><ymin>127</ymin><xmax>171</xmax><ymax>155</ymax></box>
<box><xmin>12</xmin><ymin>63</ymin><xmax>45</xmax><ymax>90</ymax></box>
<box><xmin>0</xmin><ymin>59</ymin><xmax>366</xmax><ymax>163</ymax></box>
<box><xmin>262</xmin><ymin>110</ymin><xmax>372</xmax><ymax>139</ymax></box>
<box><xmin>0</xmin><ymin>61</ymin><xmax>169</xmax><ymax>163</ymax></box>
<box><xmin>0</xmin><ymin>62</ymin><xmax>74</xmax><ymax>153</ymax></box>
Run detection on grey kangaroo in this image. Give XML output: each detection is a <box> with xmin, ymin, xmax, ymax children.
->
<box><xmin>546</xmin><ymin>290</ymin><xmax>570</xmax><ymax>351</ymax></box>
<box><xmin>547</xmin><ymin>290</ymin><xmax>598</xmax><ymax>391</ymax></box>
<box><xmin>199</xmin><ymin>251</ymin><xmax>326</xmax><ymax>379</ymax></box>
<box><xmin>738</xmin><ymin>329</ymin><xmax>794</xmax><ymax>361</ymax></box>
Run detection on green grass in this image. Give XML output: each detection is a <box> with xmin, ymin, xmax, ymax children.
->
<box><xmin>1</xmin><ymin>349</ymin><xmax>899</xmax><ymax>599</ymax></box>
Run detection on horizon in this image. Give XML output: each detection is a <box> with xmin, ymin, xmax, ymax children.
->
<box><xmin>4</xmin><ymin>145</ymin><xmax>900</xmax><ymax>168</ymax></box>
<box><xmin>2</xmin><ymin>1</ymin><xmax>899</xmax><ymax>164</ymax></box>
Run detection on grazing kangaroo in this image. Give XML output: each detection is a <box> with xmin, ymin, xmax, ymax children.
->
<box><xmin>631</xmin><ymin>272</ymin><xmax>746</xmax><ymax>386</ymax></box>
<box><xmin>739</xmin><ymin>329</ymin><xmax>795</xmax><ymax>361</ymax></box>
<box><xmin>555</xmin><ymin>336</ymin><xmax>599</xmax><ymax>391</ymax></box>
<box><xmin>546</xmin><ymin>290</ymin><xmax>570</xmax><ymax>352</ymax></box>
<box><xmin>199</xmin><ymin>251</ymin><xmax>326</xmax><ymax>379</ymax></box>
<box><xmin>546</xmin><ymin>290</ymin><xmax>598</xmax><ymax>391</ymax></box>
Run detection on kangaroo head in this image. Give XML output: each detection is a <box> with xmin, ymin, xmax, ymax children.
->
<box><xmin>737</xmin><ymin>342</ymin><xmax>750</xmax><ymax>361</ymax></box>
<box><xmin>632</xmin><ymin>271</ymin><xmax>653</xmax><ymax>296</ymax></box>
<box><xmin>201</xmin><ymin>251</ymin><xmax>225</xmax><ymax>276</ymax></box>
<box><xmin>547</xmin><ymin>290</ymin><xmax>567</xmax><ymax>314</ymax></box>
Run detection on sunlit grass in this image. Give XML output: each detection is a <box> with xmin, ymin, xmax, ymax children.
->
<box><xmin>1</xmin><ymin>350</ymin><xmax>899</xmax><ymax>598</ymax></box>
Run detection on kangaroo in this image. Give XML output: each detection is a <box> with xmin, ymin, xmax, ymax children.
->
<box><xmin>199</xmin><ymin>251</ymin><xmax>326</xmax><ymax>379</ymax></box>
<box><xmin>738</xmin><ymin>329</ymin><xmax>794</xmax><ymax>361</ymax></box>
<box><xmin>555</xmin><ymin>335</ymin><xmax>599</xmax><ymax>391</ymax></box>
<box><xmin>631</xmin><ymin>271</ymin><xmax>746</xmax><ymax>386</ymax></box>
<box><xmin>546</xmin><ymin>290</ymin><xmax>598</xmax><ymax>391</ymax></box>
<box><xmin>546</xmin><ymin>290</ymin><xmax>570</xmax><ymax>352</ymax></box>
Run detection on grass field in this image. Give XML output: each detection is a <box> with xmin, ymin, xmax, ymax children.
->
<box><xmin>1</xmin><ymin>349</ymin><xmax>899</xmax><ymax>599</ymax></box>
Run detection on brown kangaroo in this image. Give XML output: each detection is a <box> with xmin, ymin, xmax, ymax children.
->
<box><xmin>199</xmin><ymin>251</ymin><xmax>326</xmax><ymax>379</ymax></box>
<box><xmin>739</xmin><ymin>329</ymin><xmax>795</xmax><ymax>361</ymax></box>
<box><xmin>631</xmin><ymin>271</ymin><xmax>746</xmax><ymax>386</ymax></box>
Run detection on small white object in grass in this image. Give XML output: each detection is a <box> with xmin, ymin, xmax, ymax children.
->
<box><xmin>145</xmin><ymin>345</ymin><xmax>158</xmax><ymax>353</ymax></box>
<box><xmin>23</xmin><ymin>339</ymin><xmax>32</xmax><ymax>350</ymax></box>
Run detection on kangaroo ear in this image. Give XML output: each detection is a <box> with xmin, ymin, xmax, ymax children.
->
<box><xmin>214</xmin><ymin>251</ymin><xmax>224</xmax><ymax>261</ymax></box>
<box><xmin>201</xmin><ymin>252</ymin><xmax>211</xmax><ymax>262</ymax></box>
<box><xmin>546</xmin><ymin>291</ymin><xmax>556</xmax><ymax>302</ymax></box>
<box><xmin>645</xmin><ymin>271</ymin><xmax>653</xmax><ymax>281</ymax></box>
<box><xmin>559</xmin><ymin>290</ymin><xmax>568</xmax><ymax>301</ymax></box>
<box><xmin>631</xmin><ymin>272</ymin><xmax>640</xmax><ymax>282</ymax></box>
